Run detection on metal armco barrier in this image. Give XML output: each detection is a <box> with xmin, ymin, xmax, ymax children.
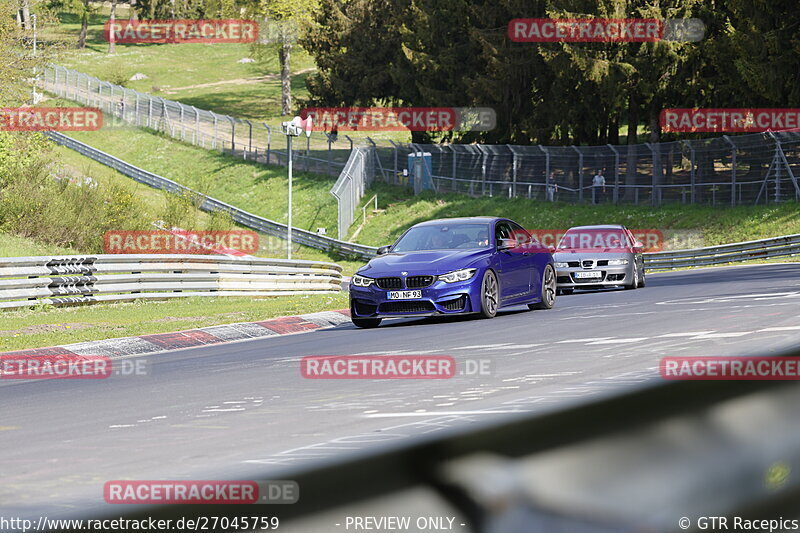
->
<box><xmin>0</xmin><ymin>255</ymin><xmax>343</xmax><ymax>310</ymax></box>
<box><xmin>644</xmin><ymin>233</ymin><xmax>800</xmax><ymax>270</ymax></box>
<box><xmin>45</xmin><ymin>131</ymin><xmax>378</xmax><ymax>261</ymax></box>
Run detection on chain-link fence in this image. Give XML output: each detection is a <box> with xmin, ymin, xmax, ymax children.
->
<box><xmin>330</xmin><ymin>147</ymin><xmax>374</xmax><ymax>240</ymax></box>
<box><xmin>373</xmin><ymin>134</ymin><xmax>800</xmax><ymax>207</ymax></box>
<box><xmin>41</xmin><ymin>64</ymin><xmax>355</xmax><ymax>177</ymax></box>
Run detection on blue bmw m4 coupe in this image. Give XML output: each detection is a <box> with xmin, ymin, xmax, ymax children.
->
<box><xmin>349</xmin><ymin>217</ymin><xmax>556</xmax><ymax>328</ymax></box>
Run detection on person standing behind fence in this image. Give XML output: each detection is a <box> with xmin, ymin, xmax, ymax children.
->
<box><xmin>592</xmin><ymin>169</ymin><xmax>606</xmax><ymax>204</ymax></box>
<box><xmin>546</xmin><ymin>172</ymin><xmax>558</xmax><ymax>202</ymax></box>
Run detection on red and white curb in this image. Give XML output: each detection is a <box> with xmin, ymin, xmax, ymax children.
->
<box><xmin>0</xmin><ymin>309</ymin><xmax>351</xmax><ymax>359</ymax></box>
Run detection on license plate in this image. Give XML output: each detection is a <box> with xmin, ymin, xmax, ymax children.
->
<box><xmin>574</xmin><ymin>271</ymin><xmax>602</xmax><ymax>279</ymax></box>
<box><xmin>387</xmin><ymin>290</ymin><xmax>422</xmax><ymax>299</ymax></box>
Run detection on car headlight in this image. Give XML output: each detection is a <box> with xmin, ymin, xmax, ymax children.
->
<box><xmin>438</xmin><ymin>268</ymin><xmax>477</xmax><ymax>283</ymax></box>
<box><xmin>607</xmin><ymin>259</ymin><xmax>629</xmax><ymax>266</ymax></box>
<box><xmin>553</xmin><ymin>262</ymin><xmax>569</xmax><ymax>268</ymax></box>
<box><xmin>352</xmin><ymin>274</ymin><xmax>375</xmax><ymax>287</ymax></box>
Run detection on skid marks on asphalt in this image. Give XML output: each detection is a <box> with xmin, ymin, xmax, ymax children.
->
<box><xmin>240</xmin><ymin>367</ymin><xmax>658</xmax><ymax>468</ymax></box>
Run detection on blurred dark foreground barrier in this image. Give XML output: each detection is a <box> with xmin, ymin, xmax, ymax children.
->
<box><xmin>51</xmin><ymin>344</ymin><xmax>800</xmax><ymax>532</ymax></box>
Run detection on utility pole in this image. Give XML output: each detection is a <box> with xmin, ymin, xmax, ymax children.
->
<box><xmin>281</xmin><ymin>116</ymin><xmax>313</xmax><ymax>259</ymax></box>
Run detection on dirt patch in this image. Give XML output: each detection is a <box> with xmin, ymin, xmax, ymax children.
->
<box><xmin>164</xmin><ymin>68</ymin><xmax>315</xmax><ymax>94</ymax></box>
<box><xmin>0</xmin><ymin>323</ymin><xmax>96</xmax><ymax>337</ymax></box>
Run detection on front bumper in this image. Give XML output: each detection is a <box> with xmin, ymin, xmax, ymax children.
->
<box><xmin>349</xmin><ymin>277</ymin><xmax>481</xmax><ymax>318</ymax></box>
<box><xmin>556</xmin><ymin>263</ymin><xmax>635</xmax><ymax>289</ymax></box>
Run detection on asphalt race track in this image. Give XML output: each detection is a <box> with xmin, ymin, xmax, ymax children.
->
<box><xmin>3</xmin><ymin>263</ymin><xmax>800</xmax><ymax>518</ymax></box>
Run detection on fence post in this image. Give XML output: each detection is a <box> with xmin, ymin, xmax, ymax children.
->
<box><xmin>539</xmin><ymin>146</ymin><xmax>549</xmax><ymax>201</ymax></box>
<box><xmin>179</xmin><ymin>104</ymin><xmax>185</xmax><ymax>141</ymax></box>
<box><xmin>305</xmin><ymin>134</ymin><xmax>311</xmax><ymax>172</ymax></box>
<box><xmin>477</xmin><ymin>145</ymin><xmax>488</xmax><ymax>196</ymax></box>
<box><xmin>645</xmin><ymin>142</ymin><xmax>659</xmax><ymax>206</ymax></box>
<box><xmin>345</xmin><ymin>135</ymin><xmax>353</xmax><ymax>151</ymax></box>
<box><xmin>264</xmin><ymin>123</ymin><xmax>271</xmax><ymax>164</ymax></box>
<box><xmin>388</xmin><ymin>140</ymin><xmax>399</xmax><ymax>184</ymax></box>
<box><xmin>245</xmin><ymin>119</ymin><xmax>253</xmax><ymax>153</ymax></box>
<box><xmin>571</xmin><ymin>146</ymin><xmax>584</xmax><ymax>203</ymax></box>
<box><xmin>682</xmin><ymin>140</ymin><xmax>696</xmax><ymax>204</ymax></box>
<box><xmin>212</xmin><ymin>113</ymin><xmax>218</xmax><ymax>149</ymax></box>
<box><xmin>229</xmin><ymin>116</ymin><xmax>235</xmax><ymax>154</ymax></box>
<box><xmin>723</xmin><ymin>135</ymin><xmax>736</xmax><ymax>206</ymax></box>
<box><xmin>193</xmin><ymin>106</ymin><xmax>200</xmax><ymax>145</ymax></box>
<box><xmin>148</xmin><ymin>97</ymin><xmax>153</xmax><ymax>129</ymax></box>
<box><xmin>607</xmin><ymin>144</ymin><xmax>620</xmax><ymax>203</ymax></box>
<box><xmin>507</xmin><ymin>145</ymin><xmax>517</xmax><ymax>197</ymax></box>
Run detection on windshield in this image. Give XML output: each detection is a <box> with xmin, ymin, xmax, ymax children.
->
<box><xmin>558</xmin><ymin>229</ymin><xmax>630</xmax><ymax>250</ymax></box>
<box><xmin>392</xmin><ymin>223</ymin><xmax>491</xmax><ymax>252</ymax></box>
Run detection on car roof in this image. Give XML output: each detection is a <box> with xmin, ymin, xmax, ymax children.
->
<box><xmin>413</xmin><ymin>217</ymin><xmax>500</xmax><ymax>227</ymax></box>
<box><xmin>566</xmin><ymin>224</ymin><xmax>626</xmax><ymax>230</ymax></box>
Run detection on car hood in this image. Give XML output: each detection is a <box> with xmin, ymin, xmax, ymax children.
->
<box><xmin>358</xmin><ymin>249</ymin><xmax>489</xmax><ymax>277</ymax></box>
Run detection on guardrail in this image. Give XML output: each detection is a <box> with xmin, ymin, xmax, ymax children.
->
<box><xmin>0</xmin><ymin>255</ymin><xmax>342</xmax><ymax>310</ymax></box>
<box><xmin>46</xmin><ymin>132</ymin><xmax>378</xmax><ymax>261</ymax></box>
<box><xmin>644</xmin><ymin>233</ymin><xmax>800</xmax><ymax>270</ymax></box>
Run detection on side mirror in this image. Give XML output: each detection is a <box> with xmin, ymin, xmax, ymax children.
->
<box><xmin>377</xmin><ymin>245</ymin><xmax>391</xmax><ymax>255</ymax></box>
<box><xmin>497</xmin><ymin>238</ymin><xmax>517</xmax><ymax>251</ymax></box>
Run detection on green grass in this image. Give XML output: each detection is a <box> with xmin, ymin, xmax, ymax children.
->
<box><xmin>0</xmin><ymin>293</ymin><xmax>348</xmax><ymax>352</ymax></box>
<box><xmin>354</xmin><ymin>182</ymin><xmax>800</xmax><ymax>248</ymax></box>
<box><xmin>0</xmin><ymin>233</ymin><xmax>80</xmax><ymax>257</ymax></box>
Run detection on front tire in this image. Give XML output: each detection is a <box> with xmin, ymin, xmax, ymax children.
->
<box><xmin>478</xmin><ymin>269</ymin><xmax>499</xmax><ymax>318</ymax></box>
<box><xmin>637</xmin><ymin>264</ymin><xmax>646</xmax><ymax>288</ymax></box>
<box><xmin>625</xmin><ymin>262</ymin><xmax>638</xmax><ymax>290</ymax></box>
<box><xmin>530</xmin><ymin>264</ymin><xmax>556</xmax><ymax>310</ymax></box>
<box><xmin>352</xmin><ymin>317</ymin><xmax>382</xmax><ymax>328</ymax></box>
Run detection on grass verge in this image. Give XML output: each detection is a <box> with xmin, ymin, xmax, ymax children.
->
<box><xmin>0</xmin><ymin>293</ymin><xmax>348</xmax><ymax>352</ymax></box>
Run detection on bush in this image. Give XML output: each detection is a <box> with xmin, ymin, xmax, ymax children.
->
<box><xmin>0</xmin><ymin>132</ymin><xmax>149</xmax><ymax>252</ymax></box>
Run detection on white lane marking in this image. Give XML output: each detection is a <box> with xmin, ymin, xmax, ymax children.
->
<box><xmin>657</xmin><ymin>331</ymin><xmax>715</xmax><ymax>337</ymax></box>
<box><xmin>223</xmin><ymin>401</ymin><xmax>246</xmax><ymax>405</ymax></box>
<box><xmin>151</xmin><ymin>415</ymin><xmax>167</xmax><ymax>419</ymax></box>
<box><xmin>450</xmin><ymin>343</ymin><xmax>513</xmax><ymax>350</ymax></box>
<box><xmin>586</xmin><ymin>337</ymin><xmax>649</xmax><ymax>345</ymax></box>
<box><xmin>759</xmin><ymin>326</ymin><xmax>800</xmax><ymax>332</ymax></box>
<box><xmin>478</xmin><ymin>344</ymin><xmax>543</xmax><ymax>350</ymax></box>
<box><xmin>556</xmin><ymin>337</ymin><xmax>613</xmax><ymax>344</ymax></box>
<box><xmin>201</xmin><ymin>408</ymin><xmax>246</xmax><ymax>413</ymax></box>
<box><xmin>364</xmin><ymin>410</ymin><xmax>521</xmax><ymax>418</ymax></box>
<box><xmin>573</xmin><ymin>312</ymin><xmax>658</xmax><ymax>319</ymax></box>
<box><xmin>109</xmin><ymin>424</ymin><xmax>134</xmax><ymax>428</ymax></box>
<box><xmin>691</xmin><ymin>332</ymin><xmax>753</xmax><ymax>338</ymax></box>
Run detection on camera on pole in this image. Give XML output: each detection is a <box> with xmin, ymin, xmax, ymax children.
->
<box><xmin>282</xmin><ymin>116</ymin><xmax>313</xmax><ymax>137</ymax></box>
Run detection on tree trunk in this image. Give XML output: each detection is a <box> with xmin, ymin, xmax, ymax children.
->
<box><xmin>625</xmin><ymin>92</ymin><xmax>639</xmax><ymax>201</ymax></box>
<box><xmin>108</xmin><ymin>0</ymin><xmax>118</xmax><ymax>54</ymax></box>
<box><xmin>78</xmin><ymin>5</ymin><xmax>89</xmax><ymax>49</ymax></box>
<box><xmin>279</xmin><ymin>43</ymin><xmax>292</xmax><ymax>116</ymax></box>
<box><xmin>21</xmin><ymin>0</ymin><xmax>31</xmax><ymax>29</ymax></box>
<box><xmin>130</xmin><ymin>0</ymin><xmax>138</xmax><ymax>21</ymax></box>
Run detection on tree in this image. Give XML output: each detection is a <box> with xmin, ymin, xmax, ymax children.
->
<box><xmin>108</xmin><ymin>0</ymin><xmax>118</xmax><ymax>53</ymax></box>
<box><xmin>252</xmin><ymin>0</ymin><xmax>318</xmax><ymax>116</ymax></box>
